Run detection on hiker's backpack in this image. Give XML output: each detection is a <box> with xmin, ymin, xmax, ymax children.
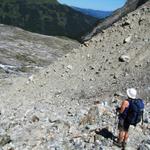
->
<box><xmin>127</xmin><ymin>99</ymin><xmax>144</xmax><ymax>126</ymax></box>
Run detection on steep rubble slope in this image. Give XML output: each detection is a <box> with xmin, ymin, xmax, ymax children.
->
<box><xmin>81</xmin><ymin>0</ymin><xmax>149</xmax><ymax>42</ymax></box>
<box><xmin>0</xmin><ymin>2</ymin><xmax>149</xmax><ymax>150</ymax></box>
<box><xmin>0</xmin><ymin>24</ymin><xmax>79</xmax><ymax>78</ymax></box>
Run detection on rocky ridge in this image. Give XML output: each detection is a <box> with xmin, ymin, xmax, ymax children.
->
<box><xmin>0</xmin><ymin>2</ymin><xmax>150</xmax><ymax>150</ymax></box>
<box><xmin>81</xmin><ymin>0</ymin><xmax>149</xmax><ymax>42</ymax></box>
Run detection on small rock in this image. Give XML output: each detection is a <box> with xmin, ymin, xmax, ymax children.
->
<box><xmin>119</xmin><ymin>55</ymin><xmax>130</xmax><ymax>62</ymax></box>
<box><xmin>28</xmin><ymin>75</ymin><xmax>34</xmax><ymax>82</ymax></box>
<box><xmin>143</xmin><ymin>38</ymin><xmax>149</xmax><ymax>42</ymax></box>
<box><xmin>138</xmin><ymin>18</ymin><xmax>145</xmax><ymax>25</ymax></box>
<box><xmin>87</xmin><ymin>54</ymin><xmax>91</xmax><ymax>59</ymax></box>
<box><xmin>32</xmin><ymin>115</ymin><xmax>39</xmax><ymax>123</ymax></box>
<box><xmin>83</xmin><ymin>42</ymin><xmax>89</xmax><ymax>47</ymax></box>
<box><xmin>90</xmin><ymin>78</ymin><xmax>94</xmax><ymax>81</ymax></box>
<box><xmin>89</xmin><ymin>66</ymin><xmax>95</xmax><ymax>70</ymax></box>
<box><xmin>72</xmin><ymin>138</ymin><xmax>84</xmax><ymax>148</ymax></box>
<box><xmin>82</xmin><ymin>78</ymin><xmax>85</xmax><ymax>81</ymax></box>
<box><xmin>113</xmin><ymin>73</ymin><xmax>119</xmax><ymax>79</ymax></box>
<box><xmin>67</xmin><ymin>65</ymin><xmax>73</xmax><ymax>70</ymax></box>
<box><xmin>114</xmin><ymin>91</ymin><xmax>124</xmax><ymax>97</ymax></box>
<box><xmin>95</xmin><ymin>140</ymin><xmax>101</xmax><ymax>145</ymax></box>
<box><xmin>0</xmin><ymin>134</ymin><xmax>11</xmax><ymax>146</ymax></box>
<box><xmin>122</xmin><ymin>19</ymin><xmax>131</xmax><ymax>26</ymax></box>
<box><xmin>124</xmin><ymin>36</ymin><xmax>132</xmax><ymax>43</ymax></box>
<box><xmin>85</xmin><ymin>125</ymin><xmax>98</xmax><ymax>131</ymax></box>
<box><xmin>95</xmin><ymin>72</ymin><xmax>99</xmax><ymax>75</ymax></box>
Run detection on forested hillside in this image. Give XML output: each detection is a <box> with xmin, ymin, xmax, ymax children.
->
<box><xmin>0</xmin><ymin>0</ymin><xmax>97</xmax><ymax>40</ymax></box>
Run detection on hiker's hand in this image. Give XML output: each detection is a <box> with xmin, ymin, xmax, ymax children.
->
<box><xmin>115</xmin><ymin>106</ymin><xmax>120</xmax><ymax>112</ymax></box>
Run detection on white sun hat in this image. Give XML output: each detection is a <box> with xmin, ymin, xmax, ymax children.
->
<box><xmin>126</xmin><ymin>88</ymin><xmax>137</xmax><ymax>99</ymax></box>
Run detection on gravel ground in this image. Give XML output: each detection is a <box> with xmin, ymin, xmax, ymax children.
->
<box><xmin>0</xmin><ymin>2</ymin><xmax>149</xmax><ymax>150</ymax></box>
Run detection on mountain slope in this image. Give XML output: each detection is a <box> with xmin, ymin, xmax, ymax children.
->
<box><xmin>72</xmin><ymin>7</ymin><xmax>112</xmax><ymax>19</ymax></box>
<box><xmin>81</xmin><ymin>0</ymin><xmax>149</xmax><ymax>42</ymax></box>
<box><xmin>0</xmin><ymin>0</ymin><xmax>97</xmax><ymax>40</ymax></box>
<box><xmin>0</xmin><ymin>24</ymin><xmax>79</xmax><ymax>78</ymax></box>
<box><xmin>0</xmin><ymin>1</ymin><xmax>149</xmax><ymax>150</ymax></box>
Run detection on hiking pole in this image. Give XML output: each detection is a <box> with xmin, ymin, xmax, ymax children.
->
<box><xmin>113</xmin><ymin>106</ymin><xmax>120</xmax><ymax>139</ymax></box>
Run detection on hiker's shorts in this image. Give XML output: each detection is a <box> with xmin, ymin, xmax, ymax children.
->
<box><xmin>118</xmin><ymin>118</ymin><xmax>130</xmax><ymax>132</ymax></box>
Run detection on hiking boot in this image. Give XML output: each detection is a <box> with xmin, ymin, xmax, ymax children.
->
<box><xmin>113</xmin><ymin>140</ymin><xmax>122</xmax><ymax>148</ymax></box>
<box><xmin>122</xmin><ymin>141</ymin><xmax>127</xmax><ymax>149</ymax></box>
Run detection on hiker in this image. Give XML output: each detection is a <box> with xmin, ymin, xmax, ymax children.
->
<box><xmin>114</xmin><ymin>88</ymin><xmax>144</xmax><ymax>148</ymax></box>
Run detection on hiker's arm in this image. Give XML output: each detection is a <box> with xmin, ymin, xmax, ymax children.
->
<box><xmin>119</xmin><ymin>100</ymin><xmax>129</xmax><ymax>114</ymax></box>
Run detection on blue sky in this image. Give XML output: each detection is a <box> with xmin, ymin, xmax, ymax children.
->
<box><xmin>58</xmin><ymin>0</ymin><xmax>126</xmax><ymax>11</ymax></box>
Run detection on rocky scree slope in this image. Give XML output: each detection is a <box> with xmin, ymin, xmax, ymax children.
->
<box><xmin>0</xmin><ymin>24</ymin><xmax>79</xmax><ymax>78</ymax></box>
<box><xmin>81</xmin><ymin>0</ymin><xmax>149</xmax><ymax>42</ymax></box>
<box><xmin>0</xmin><ymin>2</ymin><xmax>150</xmax><ymax>150</ymax></box>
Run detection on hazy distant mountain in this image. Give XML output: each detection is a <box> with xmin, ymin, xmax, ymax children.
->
<box><xmin>0</xmin><ymin>0</ymin><xmax>98</xmax><ymax>40</ymax></box>
<box><xmin>72</xmin><ymin>7</ymin><xmax>112</xmax><ymax>19</ymax></box>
